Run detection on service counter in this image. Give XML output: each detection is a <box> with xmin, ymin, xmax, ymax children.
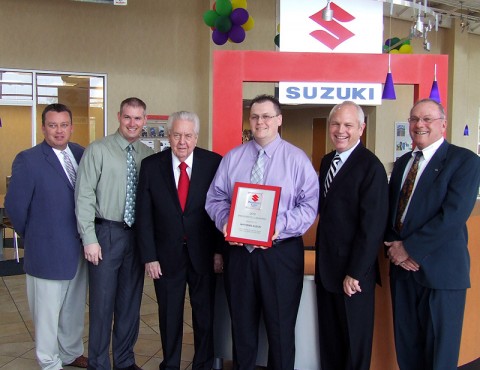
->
<box><xmin>214</xmin><ymin>200</ymin><xmax>480</xmax><ymax>369</ymax></box>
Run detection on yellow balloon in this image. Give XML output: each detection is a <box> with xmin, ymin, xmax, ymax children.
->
<box><xmin>389</xmin><ymin>49</ymin><xmax>400</xmax><ymax>54</ymax></box>
<box><xmin>232</xmin><ymin>0</ymin><xmax>247</xmax><ymax>9</ymax></box>
<box><xmin>399</xmin><ymin>44</ymin><xmax>413</xmax><ymax>54</ymax></box>
<box><xmin>242</xmin><ymin>16</ymin><xmax>255</xmax><ymax>31</ymax></box>
<box><xmin>277</xmin><ymin>23</ymin><xmax>281</xmax><ymax>33</ymax></box>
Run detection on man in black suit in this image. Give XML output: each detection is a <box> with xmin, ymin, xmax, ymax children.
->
<box><xmin>315</xmin><ymin>101</ymin><xmax>389</xmax><ymax>370</ymax></box>
<box><xmin>136</xmin><ymin>111</ymin><xmax>224</xmax><ymax>370</ymax></box>
<box><xmin>385</xmin><ymin>98</ymin><xmax>480</xmax><ymax>370</ymax></box>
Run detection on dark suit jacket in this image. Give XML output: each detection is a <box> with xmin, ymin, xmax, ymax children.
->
<box><xmin>315</xmin><ymin>144</ymin><xmax>389</xmax><ymax>294</ymax></box>
<box><xmin>5</xmin><ymin>140</ymin><xmax>84</xmax><ymax>280</ymax></box>
<box><xmin>385</xmin><ymin>141</ymin><xmax>480</xmax><ymax>289</ymax></box>
<box><xmin>136</xmin><ymin>147</ymin><xmax>224</xmax><ymax>276</ymax></box>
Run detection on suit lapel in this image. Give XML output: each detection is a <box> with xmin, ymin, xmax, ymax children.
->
<box><xmin>326</xmin><ymin>144</ymin><xmax>363</xmax><ymax>195</ymax></box>
<box><xmin>42</xmin><ymin>141</ymin><xmax>73</xmax><ymax>189</ymax></box>
<box><xmin>407</xmin><ymin>141</ymin><xmax>448</xmax><ymax>208</ymax></box>
<box><xmin>186</xmin><ymin>149</ymin><xmax>203</xmax><ymax>211</ymax></box>
<box><xmin>160</xmin><ymin>149</ymin><xmax>181</xmax><ymax>210</ymax></box>
<box><xmin>390</xmin><ymin>154</ymin><xmax>411</xmax><ymax>223</ymax></box>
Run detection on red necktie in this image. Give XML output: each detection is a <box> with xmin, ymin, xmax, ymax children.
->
<box><xmin>178</xmin><ymin>162</ymin><xmax>189</xmax><ymax>211</ymax></box>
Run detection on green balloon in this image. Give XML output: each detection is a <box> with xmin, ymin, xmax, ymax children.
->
<box><xmin>391</xmin><ymin>37</ymin><xmax>401</xmax><ymax>49</ymax></box>
<box><xmin>203</xmin><ymin>10</ymin><xmax>219</xmax><ymax>27</ymax></box>
<box><xmin>216</xmin><ymin>0</ymin><xmax>233</xmax><ymax>16</ymax></box>
<box><xmin>215</xmin><ymin>15</ymin><xmax>232</xmax><ymax>33</ymax></box>
<box><xmin>274</xmin><ymin>34</ymin><xmax>280</xmax><ymax>47</ymax></box>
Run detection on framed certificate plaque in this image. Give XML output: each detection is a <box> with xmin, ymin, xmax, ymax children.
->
<box><xmin>226</xmin><ymin>182</ymin><xmax>281</xmax><ymax>247</ymax></box>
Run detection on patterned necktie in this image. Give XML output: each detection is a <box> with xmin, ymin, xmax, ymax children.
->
<box><xmin>324</xmin><ymin>153</ymin><xmax>340</xmax><ymax>197</ymax></box>
<box><xmin>245</xmin><ymin>149</ymin><xmax>266</xmax><ymax>252</ymax></box>
<box><xmin>61</xmin><ymin>150</ymin><xmax>76</xmax><ymax>188</ymax></box>
<box><xmin>178</xmin><ymin>162</ymin><xmax>190</xmax><ymax>211</ymax></box>
<box><xmin>251</xmin><ymin>149</ymin><xmax>265</xmax><ymax>184</ymax></box>
<box><xmin>124</xmin><ymin>144</ymin><xmax>137</xmax><ymax>226</ymax></box>
<box><xmin>395</xmin><ymin>151</ymin><xmax>423</xmax><ymax>231</ymax></box>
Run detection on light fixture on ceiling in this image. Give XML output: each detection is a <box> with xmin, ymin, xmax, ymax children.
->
<box><xmin>459</xmin><ymin>1</ymin><xmax>470</xmax><ymax>32</ymax></box>
<box><xmin>323</xmin><ymin>0</ymin><xmax>333</xmax><ymax>21</ymax></box>
<box><xmin>429</xmin><ymin>64</ymin><xmax>441</xmax><ymax>103</ymax></box>
<box><xmin>383</xmin><ymin>0</ymin><xmax>396</xmax><ymax>100</ymax></box>
<box><xmin>382</xmin><ymin>65</ymin><xmax>396</xmax><ymax>100</ymax></box>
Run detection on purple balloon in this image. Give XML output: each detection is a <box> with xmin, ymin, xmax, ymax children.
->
<box><xmin>228</xmin><ymin>25</ymin><xmax>246</xmax><ymax>43</ymax></box>
<box><xmin>230</xmin><ymin>8</ymin><xmax>249</xmax><ymax>25</ymax></box>
<box><xmin>212</xmin><ymin>29</ymin><xmax>229</xmax><ymax>45</ymax></box>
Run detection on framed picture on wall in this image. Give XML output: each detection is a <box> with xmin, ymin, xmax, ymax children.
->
<box><xmin>394</xmin><ymin>122</ymin><xmax>412</xmax><ymax>162</ymax></box>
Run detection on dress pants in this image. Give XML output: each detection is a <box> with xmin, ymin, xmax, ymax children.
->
<box><xmin>153</xmin><ymin>245</ymin><xmax>215</xmax><ymax>370</ymax></box>
<box><xmin>26</xmin><ymin>257</ymin><xmax>87</xmax><ymax>370</ymax></box>
<box><xmin>390</xmin><ymin>275</ymin><xmax>466</xmax><ymax>370</ymax></box>
<box><xmin>224</xmin><ymin>237</ymin><xmax>304</xmax><ymax>370</ymax></box>
<box><xmin>87</xmin><ymin>223</ymin><xmax>144</xmax><ymax>370</ymax></box>
<box><xmin>316</xmin><ymin>281</ymin><xmax>375</xmax><ymax>370</ymax></box>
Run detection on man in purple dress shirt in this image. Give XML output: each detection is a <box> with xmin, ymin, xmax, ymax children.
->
<box><xmin>206</xmin><ymin>94</ymin><xmax>319</xmax><ymax>370</ymax></box>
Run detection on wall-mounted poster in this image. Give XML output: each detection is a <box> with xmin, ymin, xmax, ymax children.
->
<box><xmin>394</xmin><ymin>122</ymin><xmax>413</xmax><ymax>161</ymax></box>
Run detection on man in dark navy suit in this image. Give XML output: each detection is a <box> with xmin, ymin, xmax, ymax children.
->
<box><xmin>385</xmin><ymin>98</ymin><xmax>480</xmax><ymax>370</ymax></box>
<box><xmin>5</xmin><ymin>103</ymin><xmax>88</xmax><ymax>370</ymax></box>
<box><xmin>136</xmin><ymin>111</ymin><xmax>224</xmax><ymax>370</ymax></box>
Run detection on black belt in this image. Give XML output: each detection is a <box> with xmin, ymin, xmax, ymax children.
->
<box><xmin>95</xmin><ymin>217</ymin><xmax>133</xmax><ymax>230</ymax></box>
<box><xmin>272</xmin><ymin>236</ymin><xmax>302</xmax><ymax>246</ymax></box>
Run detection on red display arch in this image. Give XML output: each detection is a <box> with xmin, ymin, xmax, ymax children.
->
<box><xmin>212</xmin><ymin>50</ymin><xmax>448</xmax><ymax>155</ymax></box>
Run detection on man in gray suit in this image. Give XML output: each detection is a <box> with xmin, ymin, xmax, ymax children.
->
<box><xmin>5</xmin><ymin>103</ymin><xmax>88</xmax><ymax>370</ymax></box>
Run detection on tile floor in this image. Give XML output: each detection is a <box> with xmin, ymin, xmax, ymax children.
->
<box><xmin>0</xmin><ymin>247</ymin><xmax>233</xmax><ymax>370</ymax></box>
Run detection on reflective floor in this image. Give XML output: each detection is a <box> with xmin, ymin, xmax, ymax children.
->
<box><xmin>0</xmin><ymin>247</ymin><xmax>233</xmax><ymax>370</ymax></box>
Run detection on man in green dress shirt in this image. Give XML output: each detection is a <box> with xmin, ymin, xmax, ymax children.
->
<box><xmin>75</xmin><ymin>97</ymin><xmax>154</xmax><ymax>370</ymax></box>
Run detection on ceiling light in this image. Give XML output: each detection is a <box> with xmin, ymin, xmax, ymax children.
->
<box><xmin>323</xmin><ymin>0</ymin><xmax>333</xmax><ymax>21</ymax></box>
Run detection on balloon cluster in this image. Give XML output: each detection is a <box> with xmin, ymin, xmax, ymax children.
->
<box><xmin>203</xmin><ymin>0</ymin><xmax>254</xmax><ymax>45</ymax></box>
<box><xmin>384</xmin><ymin>37</ymin><xmax>413</xmax><ymax>54</ymax></box>
<box><xmin>274</xmin><ymin>24</ymin><xmax>280</xmax><ymax>48</ymax></box>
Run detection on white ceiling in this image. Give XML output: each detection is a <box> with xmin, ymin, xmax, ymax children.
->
<box><xmin>382</xmin><ymin>0</ymin><xmax>480</xmax><ymax>34</ymax></box>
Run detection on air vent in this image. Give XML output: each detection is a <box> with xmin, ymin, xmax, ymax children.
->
<box><xmin>71</xmin><ymin>0</ymin><xmax>127</xmax><ymax>5</ymax></box>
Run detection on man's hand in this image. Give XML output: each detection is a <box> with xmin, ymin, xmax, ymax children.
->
<box><xmin>213</xmin><ymin>253</ymin><xmax>224</xmax><ymax>273</ymax></box>
<box><xmin>343</xmin><ymin>275</ymin><xmax>362</xmax><ymax>297</ymax></box>
<box><xmin>223</xmin><ymin>223</ymin><xmax>244</xmax><ymax>246</ymax></box>
<box><xmin>145</xmin><ymin>261</ymin><xmax>162</xmax><ymax>279</ymax></box>
<box><xmin>385</xmin><ymin>240</ymin><xmax>419</xmax><ymax>271</ymax></box>
<box><xmin>84</xmin><ymin>243</ymin><xmax>102</xmax><ymax>265</ymax></box>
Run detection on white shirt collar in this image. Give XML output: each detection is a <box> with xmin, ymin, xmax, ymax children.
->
<box><xmin>172</xmin><ymin>151</ymin><xmax>194</xmax><ymax>169</ymax></box>
<box><xmin>413</xmin><ymin>137</ymin><xmax>444</xmax><ymax>162</ymax></box>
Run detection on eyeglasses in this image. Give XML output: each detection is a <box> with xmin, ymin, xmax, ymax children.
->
<box><xmin>249</xmin><ymin>114</ymin><xmax>279</xmax><ymax>123</ymax></box>
<box><xmin>407</xmin><ymin>116</ymin><xmax>444</xmax><ymax>124</ymax></box>
<box><xmin>170</xmin><ymin>133</ymin><xmax>196</xmax><ymax>142</ymax></box>
<box><xmin>46</xmin><ymin>123</ymin><xmax>71</xmax><ymax>130</ymax></box>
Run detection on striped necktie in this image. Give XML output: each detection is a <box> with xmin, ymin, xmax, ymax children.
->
<box><xmin>61</xmin><ymin>150</ymin><xmax>76</xmax><ymax>188</ymax></box>
<box><xmin>324</xmin><ymin>153</ymin><xmax>340</xmax><ymax>197</ymax></box>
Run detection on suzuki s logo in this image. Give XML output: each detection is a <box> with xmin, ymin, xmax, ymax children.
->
<box><xmin>309</xmin><ymin>2</ymin><xmax>355</xmax><ymax>50</ymax></box>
